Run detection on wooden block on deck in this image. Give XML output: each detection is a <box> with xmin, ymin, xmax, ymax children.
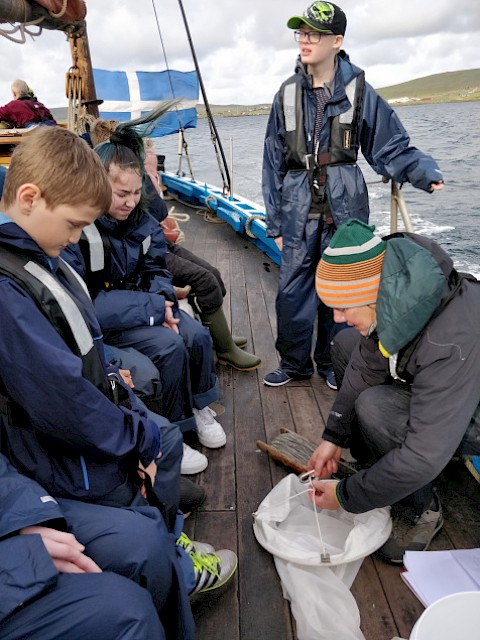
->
<box><xmin>256</xmin><ymin>427</ymin><xmax>317</xmax><ymax>474</ymax></box>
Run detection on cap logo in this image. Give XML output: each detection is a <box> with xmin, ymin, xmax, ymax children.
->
<box><xmin>306</xmin><ymin>2</ymin><xmax>335</xmax><ymax>25</ymax></box>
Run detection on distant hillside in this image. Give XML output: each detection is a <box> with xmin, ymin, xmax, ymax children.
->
<box><xmin>201</xmin><ymin>69</ymin><xmax>480</xmax><ymax>115</ymax></box>
<box><xmin>52</xmin><ymin>69</ymin><xmax>480</xmax><ymax>122</ymax></box>
<box><xmin>376</xmin><ymin>68</ymin><xmax>480</xmax><ymax>105</ymax></box>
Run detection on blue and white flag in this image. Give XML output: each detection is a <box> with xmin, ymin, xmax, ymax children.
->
<box><xmin>93</xmin><ymin>69</ymin><xmax>198</xmax><ymax>137</ymax></box>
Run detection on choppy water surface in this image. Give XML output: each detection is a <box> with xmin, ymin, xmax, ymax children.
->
<box><xmin>155</xmin><ymin>101</ymin><xmax>480</xmax><ymax>275</ymax></box>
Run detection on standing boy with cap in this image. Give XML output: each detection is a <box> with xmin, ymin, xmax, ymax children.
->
<box><xmin>309</xmin><ymin>218</ymin><xmax>480</xmax><ymax>563</ymax></box>
<box><xmin>262</xmin><ymin>2</ymin><xmax>444</xmax><ymax>390</ymax></box>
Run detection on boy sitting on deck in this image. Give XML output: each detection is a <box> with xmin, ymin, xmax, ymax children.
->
<box><xmin>0</xmin><ymin>126</ymin><xmax>237</xmax><ymax>635</ymax></box>
<box><xmin>0</xmin><ymin>453</ymin><xmax>168</xmax><ymax>640</ymax></box>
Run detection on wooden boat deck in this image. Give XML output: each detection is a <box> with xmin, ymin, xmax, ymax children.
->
<box><xmin>175</xmin><ymin>197</ymin><xmax>480</xmax><ymax>640</ymax></box>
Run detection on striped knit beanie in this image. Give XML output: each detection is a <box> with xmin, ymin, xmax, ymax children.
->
<box><xmin>315</xmin><ymin>219</ymin><xmax>386</xmax><ymax>308</ymax></box>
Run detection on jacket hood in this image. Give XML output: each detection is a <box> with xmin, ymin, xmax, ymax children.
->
<box><xmin>376</xmin><ymin>234</ymin><xmax>454</xmax><ymax>355</ymax></box>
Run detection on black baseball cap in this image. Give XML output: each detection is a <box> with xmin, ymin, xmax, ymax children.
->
<box><xmin>287</xmin><ymin>2</ymin><xmax>347</xmax><ymax>36</ymax></box>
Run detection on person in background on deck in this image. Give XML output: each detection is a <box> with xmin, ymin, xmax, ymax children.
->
<box><xmin>0</xmin><ymin>126</ymin><xmax>237</xmax><ymax>633</ymax></box>
<box><xmin>0</xmin><ymin>79</ymin><xmax>56</xmax><ymax>129</ymax></box>
<box><xmin>142</xmin><ymin>139</ymin><xmax>262</xmax><ymax>372</ymax></box>
<box><xmin>309</xmin><ymin>219</ymin><xmax>480</xmax><ymax>564</ymax></box>
<box><xmin>262</xmin><ymin>1</ymin><xmax>444</xmax><ymax>391</ymax></box>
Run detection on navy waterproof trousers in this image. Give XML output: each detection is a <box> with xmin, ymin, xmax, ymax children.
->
<box><xmin>106</xmin><ymin>309</ymin><xmax>217</xmax><ymax>432</ymax></box>
<box><xmin>1</xmin><ymin>501</ymin><xmax>195</xmax><ymax>640</ymax></box>
<box><xmin>276</xmin><ymin>219</ymin><xmax>346</xmax><ymax>377</ymax></box>
<box><xmin>0</xmin><ymin>572</ymin><xmax>165</xmax><ymax>640</ymax></box>
<box><xmin>59</xmin><ymin>499</ymin><xmax>195</xmax><ymax>638</ymax></box>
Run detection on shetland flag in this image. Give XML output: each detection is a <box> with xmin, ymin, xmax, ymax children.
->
<box><xmin>93</xmin><ymin>69</ymin><xmax>198</xmax><ymax>137</ymax></box>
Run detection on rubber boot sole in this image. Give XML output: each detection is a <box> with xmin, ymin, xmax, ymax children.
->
<box><xmin>216</xmin><ymin>356</ymin><xmax>261</xmax><ymax>371</ymax></box>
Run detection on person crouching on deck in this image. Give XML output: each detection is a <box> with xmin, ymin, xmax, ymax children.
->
<box><xmin>308</xmin><ymin>219</ymin><xmax>480</xmax><ymax>564</ymax></box>
<box><xmin>62</xmin><ymin>107</ymin><xmax>227</xmax><ymax>451</ymax></box>
<box><xmin>0</xmin><ymin>127</ymin><xmax>237</xmax><ymax>637</ymax></box>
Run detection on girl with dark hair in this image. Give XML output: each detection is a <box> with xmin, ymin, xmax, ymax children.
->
<box><xmin>64</xmin><ymin>104</ymin><xmax>227</xmax><ymax>451</ymax></box>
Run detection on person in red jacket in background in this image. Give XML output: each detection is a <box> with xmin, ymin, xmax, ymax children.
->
<box><xmin>0</xmin><ymin>79</ymin><xmax>56</xmax><ymax>128</ymax></box>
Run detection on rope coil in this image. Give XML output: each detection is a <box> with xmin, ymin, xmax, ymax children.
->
<box><xmin>204</xmin><ymin>195</ymin><xmax>217</xmax><ymax>212</ymax></box>
<box><xmin>244</xmin><ymin>213</ymin><xmax>265</xmax><ymax>239</ymax></box>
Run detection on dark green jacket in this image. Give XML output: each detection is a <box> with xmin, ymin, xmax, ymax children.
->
<box><xmin>324</xmin><ymin>234</ymin><xmax>480</xmax><ymax>513</ymax></box>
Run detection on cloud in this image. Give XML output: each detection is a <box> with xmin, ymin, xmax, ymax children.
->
<box><xmin>0</xmin><ymin>0</ymin><xmax>479</xmax><ymax>107</ymax></box>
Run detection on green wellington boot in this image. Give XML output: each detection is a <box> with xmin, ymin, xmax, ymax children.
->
<box><xmin>201</xmin><ymin>308</ymin><xmax>261</xmax><ymax>371</ymax></box>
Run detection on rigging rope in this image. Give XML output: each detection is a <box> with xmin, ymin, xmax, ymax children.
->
<box><xmin>0</xmin><ymin>18</ymin><xmax>43</xmax><ymax>44</ymax></box>
<box><xmin>48</xmin><ymin>0</ymin><xmax>68</xmax><ymax>19</ymax></box>
<box><xmin>150</xmin><ymin>0</ymin><xmax>231</xmax><ymax>196</ymax></box>
<box><xmin>150</xmin><ymin>0</ymin><xmax>196</xmax><ymax>181</ymax></box>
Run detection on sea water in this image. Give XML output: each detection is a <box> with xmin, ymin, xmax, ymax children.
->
<box><xmin>155</xmin><ymin>101</ymin><xmax>480</xmax><ymax>276</ymax></box>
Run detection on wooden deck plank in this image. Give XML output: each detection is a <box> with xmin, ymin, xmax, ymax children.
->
<box><xmin>352</xmin><ymin>557</ymin><xmax>399</xmax><ymax>639</ymax></box>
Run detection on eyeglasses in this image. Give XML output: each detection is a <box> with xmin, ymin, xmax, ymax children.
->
<box><xmin>294</xmin><ymin>29</ymin><xmax>326</xmax><ymax>43</ymax></box>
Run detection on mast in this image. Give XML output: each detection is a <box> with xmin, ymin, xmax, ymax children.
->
<box><xmin>176</xmin><ymin>0</ymin><xmax>232</xmax><ymax>196</ymax></box>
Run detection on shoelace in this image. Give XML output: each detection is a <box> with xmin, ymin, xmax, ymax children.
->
<box><xmin>189</xmin><ymin>549</ymin><xmax>221</xmax><ymax>586</ymax></box>
<box><xmin>177</xmin><ymin>531</ymin><xmax>211</xmax><ymax>555</ymax></box>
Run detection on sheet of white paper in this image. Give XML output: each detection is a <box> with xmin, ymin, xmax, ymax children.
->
<box><xmin>402</xmin><ymin>550</ymin><xmax>480</xmax><ymax>607</ymax></box>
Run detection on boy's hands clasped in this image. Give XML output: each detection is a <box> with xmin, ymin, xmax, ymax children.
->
<box><xmin>163</xmin><ymin>300</ymin><xmax>180</xmax><ymax>333</ymax></box>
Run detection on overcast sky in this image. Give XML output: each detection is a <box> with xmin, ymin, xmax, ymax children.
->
<box><xmin>1</xmin><ymin>0</ymin><xmax>479</xmax><ymax>107</ymax></box>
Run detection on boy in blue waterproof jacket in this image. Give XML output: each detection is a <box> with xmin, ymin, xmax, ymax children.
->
<box><xmin>262</xmin><ymin>1</ymin><xmax>444</xmax><ymax>390</ymax></box>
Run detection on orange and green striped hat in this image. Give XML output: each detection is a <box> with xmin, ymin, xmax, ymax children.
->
<box><xmin>315</xmin><ymin>219</ymin><xmax>386</xmax><ymax>308</ymax></box>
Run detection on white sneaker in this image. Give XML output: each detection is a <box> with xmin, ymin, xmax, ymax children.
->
<box><xmin>192</xmin><ymin>406</ymin><xmax>227</xmax><ymax>448</ymax></box>
<box><xmin>181</xmin><ymin>443</ymin><xmax>208</xmax><ymax>475</ymax></box>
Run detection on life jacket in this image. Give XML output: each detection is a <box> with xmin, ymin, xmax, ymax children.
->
<box><xmin>0</xmin><ymin>247</ymin><xmax>109</xmax><ymax>395</ymax></box>
<box><xmin>280</xmin><ymin>70</ymin><xmax>365</xmax><ymax>174</ymax></box>
<box><xmin>79</xmin><ymin>222</ymin><xmax>152</xmax><ymax>295</ymax></box>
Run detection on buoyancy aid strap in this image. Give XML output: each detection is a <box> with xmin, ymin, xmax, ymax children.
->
<box><xmin>0</xmin><ymin>251</ymin><xmax>94</xmax><ymax>357</ymax></box>
<box><xmin>281</xmin><ymin>72</ymin><xmax>365</xmax><ymax>171</ymax></box>
<box><xmin>79</xmin><ymin>222</ymin><xmax>113</xmax><ymax>293</ymax></box>
<box><xmin>0</xmin><ymin>249</ymin><xmax>110</xmax><ymax>395</ymax></box>
<box><xmin>329</xmin><ymin>72</ymin><xmax>365</xmax><ymax>166</ymax></box>
<box><xmin>281</xmin><ymin>75</ymin><xmax>310</xmax><ymax>171</ymax></box>
<box><xmin>24</xmin><ymin>261</ymin><xmax>94</xmax><ymax>357</ymax></box>
<box><xmin>82</xmin><ymin>223</ymin><xmax>104</xmax><ymax>272</ymax></box>
<box><xmin>142</xmin><ymin>235</ymin><xmax>152</xmax><ymax>254</ymax></box>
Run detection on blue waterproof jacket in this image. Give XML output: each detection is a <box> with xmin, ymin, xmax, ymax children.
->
<box><xmin>0</xmin><ymin>454</ymin><xmax>65</xmax><ymax>622</ymax></box>
<box><xmin>263</xmin><ymin>53</ymin><xmax>443</xmax><ymax>246</ymax></box>
<box><xmin>63</xmin><ymin>210</ymin><xmax>176</xmax><ymax>333</ymax></box>
<box><xmin>0</xmin><ymin>216</ymin><xmax>161</xmax><ymax>501</ymax></box>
